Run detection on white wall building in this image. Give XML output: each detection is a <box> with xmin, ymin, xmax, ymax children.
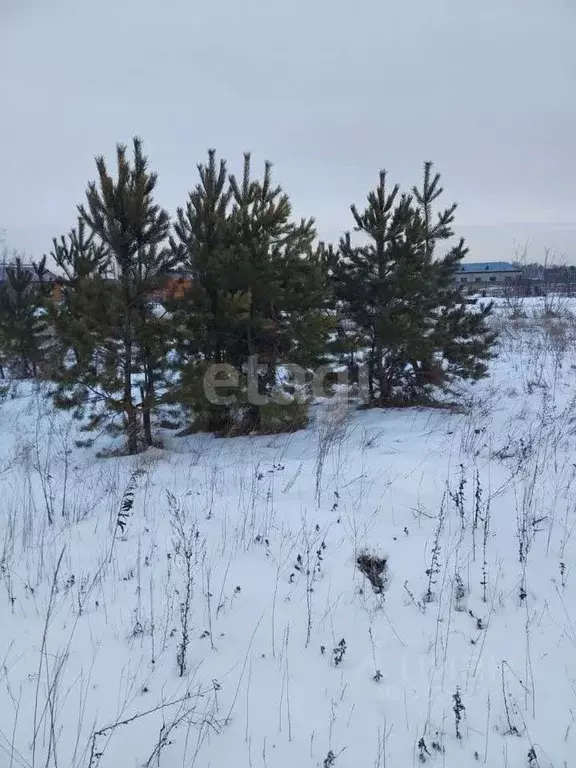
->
<box><xmin>455</xmin><ymin>262</ymin><xmax>522</xmax><ymax>290</ymax></box>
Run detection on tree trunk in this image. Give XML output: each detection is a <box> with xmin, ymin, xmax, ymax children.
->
<box><xmin>378</xmin><ymin>371</ymin><xmax>389</xmax><ymax>403</ymax></box>
<box><xmin>125</xmin><ymin>373</ymin><xmax>138</xmax><ymax>454</ymax></box>
<box><xmin>122</xmin><ymin>272</ymin><xmax>139</xmax><ymax>455</ymax></box>
<box><xmin>244</xmin><ymin>297</ymin><xmax>262</xmax><ymax>431</ymax></box>
<box><xmin>244</xmin><ymin>351</ymin><xmax>263</xmax><ymax>432</ymax></box>
<box><xmin>124</xmin><ymin>335</ymin><xmax>138</xmax><ymax>455</ymax></box>
<box><xmin>374</xmin><ymin>339</ymin><xmax>391</xmax><ymax>405</ymax></box>
<box><xmin>263</xmin><ymin>348</ymin><xmax>277</xmax><ymax>399</ymax></box>
<box><xmin>142</xmin><ymin>405</ymin><xmax>153</xmax><ymax>447</ymax></box>
<box><xmin>139</xmin><ymin>288</ymin><xmax>155</xmax><ymax>448</ymax></box>
<box><xmin>368</xmin><ymin>345</ymin><xmax>375</xmax><ymax>402</ymax></box>
<box><xmin>126</xmin><ymin>407</ymin><xmax>139</xmax><ymax>455</ymax></box>
<box><xmin>141</xmin><ymin>361</ymin><xmax>154</xmax><ymax>447</ymax></box>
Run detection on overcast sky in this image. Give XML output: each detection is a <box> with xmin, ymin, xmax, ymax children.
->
<box><xmin>1</xmin><ymin>0</ymin><xmax>575</xmax><ymax>263</ymax></box>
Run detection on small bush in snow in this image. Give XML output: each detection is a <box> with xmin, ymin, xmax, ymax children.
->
<box><xmin>332</xmin><ymin>638</ymin><xmax>347</xmax><ymax>667</ymax></box>
<box><xmin>453</xmin><ymin>571</ymin><xmax>467</xmax><ymax>612</ymax></box>
<box><xmin>418</xmin><ymin>737</ymin><xmax>430</xmax><ymax>763</ymax></box>
<box><xmin>356</xmin><ymin>552</ymin><xmax>388</xmax><ymax>595</ymax></box>
<box><xmin>452</xmin><ymin>687</ymin><xmax>465</xmax><ymax>740</ymax></box>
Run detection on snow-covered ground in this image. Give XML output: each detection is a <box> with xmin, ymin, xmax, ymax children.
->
<box><xmin>1</xmin><ymin>298</ymin><xmax>576</xmax><ymax>768</ymax></box>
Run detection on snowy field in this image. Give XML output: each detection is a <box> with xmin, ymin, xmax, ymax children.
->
<box><xmin>2</xmin><ymin>298</ymin><xmax>576</xmax><ymax>768</ymax></box>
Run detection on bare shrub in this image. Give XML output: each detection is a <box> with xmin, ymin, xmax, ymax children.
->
<box><xmin>167</xmin><ymin>491</ymin><xmax>203</xmax><ymax>677</ymax></box>
<box><xmin>314</xmin><ymin>392</ymin><xmax>354</xmax><ymax>506</ymax></box>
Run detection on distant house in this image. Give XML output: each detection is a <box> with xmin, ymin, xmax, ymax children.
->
<box><xmin>0</xmin><ymin>262</ymin><xmax>63</xmax><ymax>301</ymax></box>
<box><xmin>455</xmin><ymin>262</ymin><xmax>522</xmax><ymax>291</ymax></box>
<box><xmin>149</xmin><ymin>271</ymin><xmax>193</xmax><ymax>302</ymax></box>
<box><xmin>0</xmin><ymin>262</ymin><xmax>193</xmax><ymax>304</ymax></box>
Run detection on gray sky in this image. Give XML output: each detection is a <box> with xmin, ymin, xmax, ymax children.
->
<box><xmin>1</xmin><ymin>0</ymin><xmax>575</xmax><ymax>263</ymax></box>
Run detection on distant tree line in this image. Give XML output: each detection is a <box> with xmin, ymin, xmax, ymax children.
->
<box><xmin>515</xmin><ymin>261</ymin><xmax>576</xmax><ymax>284</ymax></box>
<box><xmin>0</xmin><ymin>138</ymin><xmax>496</xmax><ymax>454</ymax></box>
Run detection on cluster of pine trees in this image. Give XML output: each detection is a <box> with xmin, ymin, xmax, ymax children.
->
<box><xmin>0</xmin><ymin>257</ymin><xmax>51</xmax><ymax>380</ymax></box>
<box><xmin>0</xmin><ymin>138</ymin><xmax>496</xmax><ymax>454</ymax></box>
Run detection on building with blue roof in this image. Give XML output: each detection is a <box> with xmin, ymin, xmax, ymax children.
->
<box><xmin>456</xmin><ymin>261</ymin><xmax>522</xmax><ymax>291</ymax></box>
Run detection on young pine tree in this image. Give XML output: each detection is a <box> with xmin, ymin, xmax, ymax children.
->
<box><xmin>169</xmin><ymin>150</ymin><xmax>245</xmax><ymax>432</ymax></box>
<box><xmin>171</xmin><ymin>151</ymin><xmax>332</xmax><ymax>433</ymax></box>
<box><xmin>0</xmin><ymin>257</ymin><xmax>49</xmax><ymax>378</ymax></box>
<box><xmin>52</xmin><ymin>138</ymin><xmax>175</xmax><ymax>454</ymax></box>
<box><xmin>227</xmin><ymin>154</ymin><xmax>332</xmax><ymax>431</ymax></box>
<box><xmin>332</xmin><ymin>162</ymin><xmax>496</xmax><ymax>404</ymax></box>
<box><xmin>48</xmin><ymin>219</ymin><xmax>110</xmax><ymax>394</ymax></box>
